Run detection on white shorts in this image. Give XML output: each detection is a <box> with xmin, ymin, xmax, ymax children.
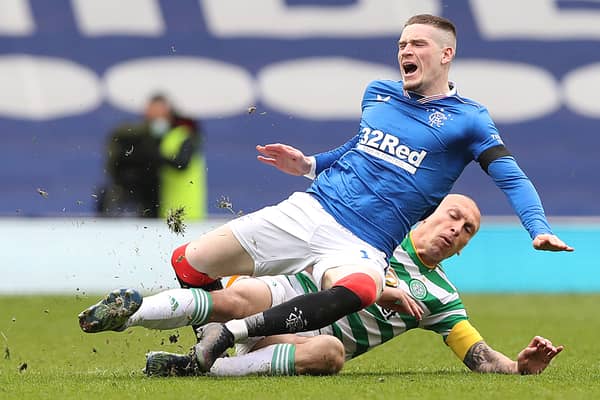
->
<box><xmin>228</xmin><ymin>192</ymin><xmax>387</xmax><ymax>289</ymax></box>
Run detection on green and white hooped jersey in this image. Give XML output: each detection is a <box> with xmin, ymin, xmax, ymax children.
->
<box><xmin>293</xmin><ymin>235</ymin><xmax>468</xmax><ymax>360</ymax></box>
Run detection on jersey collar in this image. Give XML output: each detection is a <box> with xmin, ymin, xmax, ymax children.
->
<box><xmin>403</xmin><ymin>81</ymin><xmax>457</xmax><ymax>104</ymax></box>
<box><xmin>401</xmin><ymin>233</ymin><xmax>440</xmax><ymax>274</ymax></box>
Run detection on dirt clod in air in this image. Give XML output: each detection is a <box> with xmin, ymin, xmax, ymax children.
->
<box><xmin>166</xmin><ymin>207</ymin><xmax>186</xmax><ymax>235</ymax></box>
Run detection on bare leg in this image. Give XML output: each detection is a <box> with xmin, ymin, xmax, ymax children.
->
<box><xmin>321</xmin><ymin>264</ymin><xmax>383</xmax><ymax>292</ymax></box>
<box><xmin>209</xmin><ymin>278</ymin><xmax>273</xmax><ymax>322</ymax></box>
<box><xmin>124</xmin><ymin>278</ymin><xmax>274</xmax><ymax>330</ymax></box>
<box><xmin>254</xmin><ymin>334</ymin><xmax>345</xmax><ymax>375</ymax></box>
<box><xmin>185</xmin><ymin>225</ymin><xmax>255</xmax><ymax>278</ymax></box>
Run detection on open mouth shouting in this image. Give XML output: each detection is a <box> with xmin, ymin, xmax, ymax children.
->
<box><xmin>402</xmin><ymin>61</ymin><xmax>419</xmax><ymax>79</ymax></box>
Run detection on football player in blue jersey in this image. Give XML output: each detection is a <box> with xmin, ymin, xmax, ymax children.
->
<box><xmin>154</xmin><ymin>14</ymin><xmax>572</xmax><ymax>373</ymax></box>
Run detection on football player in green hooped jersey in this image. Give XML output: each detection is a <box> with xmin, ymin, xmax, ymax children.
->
<box><xmin>79</xmin><ymin>194</ymin><xmax>563</xmax><ymax>376</ymax></box>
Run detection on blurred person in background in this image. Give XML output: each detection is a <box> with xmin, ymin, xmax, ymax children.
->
<box><xmin>99</xmin><ymin>110</ymin><xmax>160</xmax><ymax>217</ymax></box>
<box><xmin>149</xmin><ymin>94</ymin><xmax>207</xmax><ymax>221</ymax></box>
<box><xmin>99</xmin><ymin>94</ymin><xmax>206</xmax><ymax>220</ymax></box>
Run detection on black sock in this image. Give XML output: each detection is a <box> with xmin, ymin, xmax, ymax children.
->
<box><xmin>244</xmin><ymin>286</ymin><xmax>362</xmax><ymax>337</ymax></box>
<box><xmin>176</xmin><ymin>277</ymin><xmax>223</xmax><ymax>292</ymax></box>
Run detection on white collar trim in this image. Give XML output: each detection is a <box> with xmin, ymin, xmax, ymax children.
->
<box><xmin>404</xmin><ymin>82</ymin><xmax>457</xmax><ymax>103</ymax></box>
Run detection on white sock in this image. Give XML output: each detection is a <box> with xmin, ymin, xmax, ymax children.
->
<box><xmin>209</xmin><ymin>344</ymin><xmax>296</xmax><ymax>376</ymax></box>
<box><xmin>125</xmin><ymin>288</ymin><xmax>212</xmax><ymax>330</ymax></box>
<box><xmin>225</xmin><ymin>319</ymin><xmax>249</xmax><ymax>342</ymax></box>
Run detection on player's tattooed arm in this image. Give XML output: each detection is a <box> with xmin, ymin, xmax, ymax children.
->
<box><xmin>463</xmin><ymin>336</ymin><xmax>563</xmax><ymax>375</ymax></box>
<box><xmin>463</xmin><ymin>341</ymin><xmax>518</xmax><ymax>374</ymax></box>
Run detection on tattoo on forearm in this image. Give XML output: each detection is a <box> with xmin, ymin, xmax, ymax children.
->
<box><xmin>463</xmin><ymin>341</ymin><xmax>514</xmax><ymax>373</ymax></box>
<box><xmin>464</xmin><ymin>342</ymin><xmax>490</xmax><ymax>371</ymax></box>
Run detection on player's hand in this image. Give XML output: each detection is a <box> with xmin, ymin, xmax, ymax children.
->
<box><xmin>533</xmin><ymin>234</ymin><xmax>574</xmax><ymax>252</ymax></box>
<box><xmin>517</xmin><ymin>336</ymin><xmax>564</xmax><ymax>375</ymax></box>
<box><xmin>376</xmin><ymin>287</ymin><xmax>423</xmax><ymax>320</ymax></box>
<box><xmin>256</xmin><ymin>143</ymin><xmax>312</xmax><ymax>176</ymax></box>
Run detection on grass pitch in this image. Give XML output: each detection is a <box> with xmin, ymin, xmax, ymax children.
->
<box><xmin>1</xmin><ymin>293</ymin><xmax>599</xmax><ymax>400</ymax></box>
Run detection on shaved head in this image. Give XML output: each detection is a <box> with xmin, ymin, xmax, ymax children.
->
<box><xmin>411</xmin><ymin>194</ymin><xmax>480</xmax><ymax>266</ymax></box>
<box><xmin>404</xmin><ymin>14</ymin><xmax>456</xmax><ymax>46</ymax></box>
<box><xmin>437</xmin><ymin>194</ymin><xmax>480</xmax><ymax>232</ymax></box>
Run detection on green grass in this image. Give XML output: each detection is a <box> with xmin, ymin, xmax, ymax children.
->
<box><xmin>1</xmin><ymin>294</ymin><xmax>599</xmax><ymax>399</ymax></box>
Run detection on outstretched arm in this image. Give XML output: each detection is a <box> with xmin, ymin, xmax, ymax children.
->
<box><xmin>486</xmin><ymin>157</ymin><xmax>573</xmax><ymax>252</ymax></box>
<box><xmin>463</xmin><ymin>336</ymin><xmax>563</xmax><ymax>374</ymax></box>
<box><xmin>256</xmin><ymin>135</ymin><xmax>359</xmax><ymax>178</ymax></box>
<box><xmin>256</xmin><ymin>144</ymin><xmax>313</xmax><ymax>176</ymax></box>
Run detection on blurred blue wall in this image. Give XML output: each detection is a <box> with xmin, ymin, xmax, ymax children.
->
<box><xmin>1</xmin><ymin>0</ymin><xmax>599</xmax><ymax>217</ymax></box>
<box><xmin>443</xmin><ymin>220</ymin><xmax>599</xmax><ymax>292</ymax></box>
<box><xmin>0</xmin><ymin>218</ymin><xmax>596</xmax><ymax>294</ymax></box>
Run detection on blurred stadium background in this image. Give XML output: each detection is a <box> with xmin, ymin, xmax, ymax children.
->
<box><xmin>0</xmin><ymin>0</ymin><xmax>599</xmax><ymax>294</ymax></box>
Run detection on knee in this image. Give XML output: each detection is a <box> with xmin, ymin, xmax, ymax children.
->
<box><xmin>183</xmin><ymin>239</ymin><xmax>228</xmax><ymax>278</ymax></box>
<box><xmin>333</xmin><ymin>272</ymin><xmax>380</xmax><ymax>307</ymax></box>
<box><xmin>171</xmin><ymin>243</ymin><xmax>218</xmax><ymax>287</ymax></box>
<box><xmin>320</xmin><ymin>336</ymin><xmax>345</xmax><ymax>374</ymax></box>
<box><xmin>301</xmin><ymin>336</ymin><xmax>345</xmax><ymax>375</ymax></box>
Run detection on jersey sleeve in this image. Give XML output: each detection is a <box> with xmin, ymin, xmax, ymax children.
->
<box><xmin>314</xmin><ymin>134</ymin><xmax>360</xmax><ymax>174</ymax></box>
<box><xmin>313</xmin><ymin>81</ymin><xmax>380</xmax><ymax>174</ymax></box>
<box><xmin>422</xmin><ymin>294</ymin><xmax>469</xmax><ymax>337</ymax></box>
<box><xmin>487</xmin><ymin>157</ymin><xmax>552</xmax><ymax>238</ymax></box>
<box><xmin>467</xmin><ymin>106</ymin><xmax>505</xmax><ymax>160</ymax></box>
<box><xmin>423</xmin><ymin>299</ymin><xmax>483</xmax><ymax>362</ymax></box>
<box><xmin>467</xmin><ymin>106</ymin><xmax>553</xmax><ymax>238</ymax></box>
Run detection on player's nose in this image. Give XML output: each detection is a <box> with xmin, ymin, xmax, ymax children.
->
<box><xmin>400</xmin><ymin>46</ymin><xmax>413</xmax><ymax>57</ymax></box>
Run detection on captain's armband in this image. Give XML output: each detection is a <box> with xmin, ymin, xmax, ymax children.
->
<box><xmin>446</xmin><ymin>320</ymin><xmax>483</xmax><ymax>361</ymax></box>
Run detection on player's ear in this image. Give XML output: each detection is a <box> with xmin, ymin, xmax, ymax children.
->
<box><xmin>441</xmin><ymin>46</ymin><xmax>454</xmax><ymax>65</ymax></box>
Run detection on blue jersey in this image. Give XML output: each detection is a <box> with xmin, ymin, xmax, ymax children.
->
<box><xmin>307</xmin><ymin>80</ymin><xmax>551</xmax><ymax>257</ymax></box>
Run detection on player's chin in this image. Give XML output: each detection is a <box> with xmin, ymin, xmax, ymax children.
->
<box><xmin>437</xmin><ymin>244</ymin><xmax>457</xmax><ymax>260</ymax></box>
<box><xmin>401</xmin><ymin>78</ymin><xmax>420</xmax><ymax>92</ymax></box>
<box><xmin>426</xmin><ymin>247</ymin><xmax>446</xmax><ymax>265</ymax></box>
